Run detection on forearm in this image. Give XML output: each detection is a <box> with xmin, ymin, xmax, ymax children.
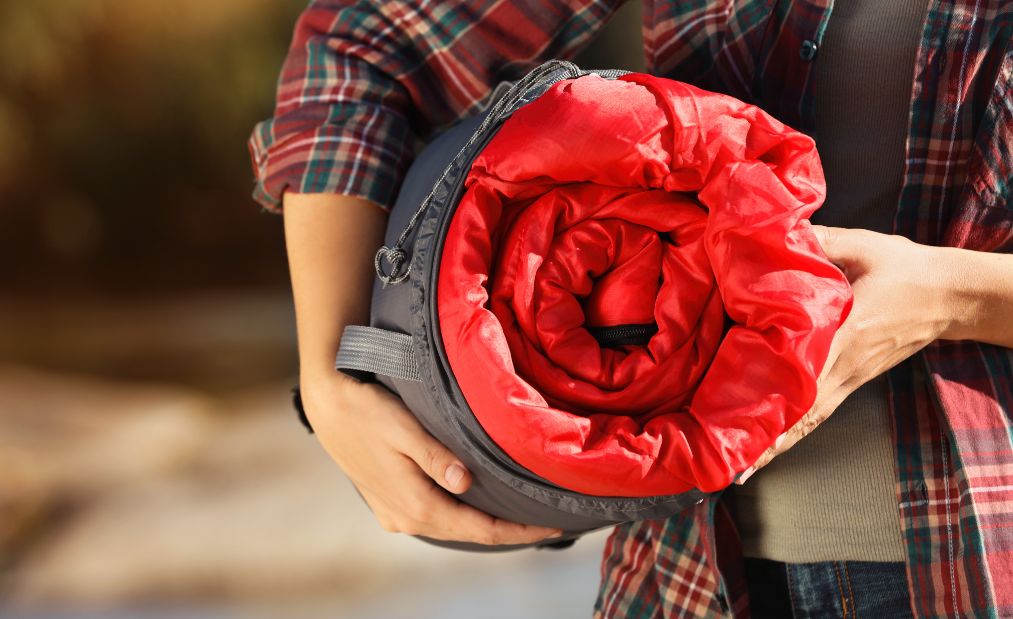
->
<box><xmin>937</xmin><ymin>246</ymin><xmax>1013</xmax><ymax>348</ymax></box>
<box><xmin>283</xmin><ymin>193</ymin><xmax>387</xmax><ymax>380</ymax></box>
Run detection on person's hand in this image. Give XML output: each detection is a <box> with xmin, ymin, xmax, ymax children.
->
<box><xmin>737</xmin><ymin>225</ymin><xmax>954</xmax><ymax>482</ymax></box>
<box><xmin>300</xmin><ymin>369</ymin><xmax>563</xmax><ymax>545</ymax></box>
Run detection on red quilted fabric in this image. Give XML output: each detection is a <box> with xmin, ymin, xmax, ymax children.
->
<box><xmin>437</xmin><ymin>73</ymin><xmax>852</xmax><ymax>497</ymax></box>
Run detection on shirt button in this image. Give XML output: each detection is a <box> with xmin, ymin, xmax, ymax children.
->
<box><xmin>800</xmin><ymin>39</ymin><xmax>818</xmax><ymax>61</ymax></box>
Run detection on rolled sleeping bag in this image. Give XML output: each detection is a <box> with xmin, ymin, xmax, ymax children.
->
<box><xmin>334</xmin><ymin>60</ymin><xmax>852</xmax><ymax>552</ymax></box>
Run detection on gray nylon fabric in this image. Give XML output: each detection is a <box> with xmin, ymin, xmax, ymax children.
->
<box><xmin>343</xmin><ymin>61</ymin><xmax>710</xmax><ymax>552</ymax></box>
<box><xmin>335</xmin><ymin>325</ymin><xmax>421</xmax><ymax>383</ymax></box>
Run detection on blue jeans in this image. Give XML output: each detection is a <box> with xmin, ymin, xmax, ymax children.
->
<box><xmin>744</xmin><ymin>557</ymin><xmax>913</xmax><ymax>618</ymax></box>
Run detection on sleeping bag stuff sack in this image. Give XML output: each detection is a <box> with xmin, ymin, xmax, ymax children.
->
<box><xmin>332</xmin><ymin>60</ymin><xmax>852</xmax><ymax>552</ymax></box>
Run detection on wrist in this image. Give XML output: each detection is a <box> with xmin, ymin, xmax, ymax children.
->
<box><xmin>296</xmin><ymin>326</ymin><xmax>355</xmax><ymax>385</ymax></box>
<box><xmin>299</xmin><ymin>358</ymin><xmax>338</xmax><ymax>383</ymax></box>
<box><xmin>298</xmin><ymin>365</ymin><xmax>363</xmax><ymax>428</ymax></box>
<box><xmin>300</xmin><ymin>363</ymin><xmax>359</xmax><ymax>391</ymax></box>
<box><xmin>934</xmin><ymin>246</ymin><xmax>986</xmax><ymax>341</ymax></box>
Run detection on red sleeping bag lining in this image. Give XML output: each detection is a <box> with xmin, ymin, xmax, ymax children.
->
<box><xmin>437</xmin><ymin>73</ymin><xmax>852</xmax><ymax>497</ymax></box>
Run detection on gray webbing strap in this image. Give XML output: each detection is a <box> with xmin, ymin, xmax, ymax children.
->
<box><xmin>335</xmin><ymin>325</ymin><xmax>421</xmax><ymax>382</ymax></box>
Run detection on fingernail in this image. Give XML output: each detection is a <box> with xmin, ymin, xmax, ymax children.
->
<box><xmin>444</xmin><ymin>463</ymin><xmax>465</xmax><ymax>488</ymax></box>
<box><xmin>548</xmin><ymin>530</ymin><xmax>564</xmax><ymax>539</ymax></box>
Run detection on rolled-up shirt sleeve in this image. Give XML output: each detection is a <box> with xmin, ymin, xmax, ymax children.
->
<box><xmin>248</xmin><ymin>0</ymin><xmax>621</xmax><ymax>213</ymax></box>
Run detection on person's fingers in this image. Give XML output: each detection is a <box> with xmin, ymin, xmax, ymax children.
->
<box><xmin>403</xmin><ymin>480</ymin><xmax>563</xmax><ymax>545</ymax></box>
<box><xmin>358</xmin><ymin>487</ymin><xmax>402</xmax><ymax>534</ymax></box>
<box><xmin>735</xmin><ymin>374</ymin><xmax>851</xmax><ymax>485</ymax></box>
<box><xmin>735</xmin><ymin>431</ymin><xmax>788</xmax><ymax>485</ymax></box>
<box><xmin>311</xmin><ymin>376</ymin><xmax>557</xmax><ymax>545</ymax></box>
<box><xmin>354</xmin><ymin>383</ymin><xmax>474</xmax><ymax>495</ymax></box>
<box><xmin>394</xmin><ymin>422</ymin><xmax>473</xmax><ymax>495</ymax></box>
<box><xmin>369</xmin><ymin>466</ymin><xmax>562</xmax><ymax>544</ymax></box>
<box><xmin>773</xmin><ymin>406</ymin><xmax>823</xmax><ymax>456</ymax></box>
<box><xmin>810</xmin><ymin>225</ymin><xmax>870</xmax><ymax>278</ymax></box>
<box><xmin>815</xmin><ymin>319</ymin><xmax>849</xmax><ymax>395</ymax></box>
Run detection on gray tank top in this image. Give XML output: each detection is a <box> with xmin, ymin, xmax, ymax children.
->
<box><xmin>729</xmin><ymin>0</ymin><xmax>927</xmax><ymax>562</ymax></box>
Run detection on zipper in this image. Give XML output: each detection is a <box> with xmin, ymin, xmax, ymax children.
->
<box><xmin>579</xmin><ymin>68</ymin><xmax>632</xmax><ymax>79</ymax></box>
<box><xmin>376</xmin><ymin>59</ymin><xmax>582</xmax><ymax>286</ymax></box>
<box><xmin>587</xmin><ymin>323</ymin><xmax>658</xmax><ymax>348</ymax></box>
<box><xmin>375</xmin><ymin>61</ymin><xmax>628</xmax><ymax>286</ymax></box>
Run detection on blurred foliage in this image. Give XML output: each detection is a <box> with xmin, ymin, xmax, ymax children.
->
<box><xmin>0</xmin><ymin>0</ymin><xmax>646</xmax><ymax>299</ymax></box>
<box><xmin>0</xmin><ymin>0</ymin><xmax>305</xmax><ymax>296</ymax></box>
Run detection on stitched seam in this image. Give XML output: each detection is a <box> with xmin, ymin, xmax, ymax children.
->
<box><xmin>833</xmin><ymin>562</ymin><xmax>848</xmax><ymax>618</ymax></box>
<box><xmin>785</xmin><ymin>563</ymin><xmax>801</xmax><ymax>618</ymax></box>
<box><xmin>843</xmin><ymin>563</ymin><xmax>857</xmax><ymax>619</ymax></box>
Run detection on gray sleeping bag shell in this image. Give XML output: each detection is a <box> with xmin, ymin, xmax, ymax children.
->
<box><xmin>332</xmin><ymin>60</ymin><xmax>708</xmax><ymax>552</ymax></box>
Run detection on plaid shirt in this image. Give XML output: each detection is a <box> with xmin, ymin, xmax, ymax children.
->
<box><xmin>249</xmin><ymin>1</ymin><xmax>1013</xmax><ymax>616</ymax></box>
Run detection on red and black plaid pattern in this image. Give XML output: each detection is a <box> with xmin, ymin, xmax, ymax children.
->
<box><xmin>248</xmin><ymin>0</ymin><xmax>623</xmax><ymax>212</ymax></box>
<box><xmin>249</xmin><ymin>1</ymin><xmax>1013</xmax><ymax>616</ymax></box>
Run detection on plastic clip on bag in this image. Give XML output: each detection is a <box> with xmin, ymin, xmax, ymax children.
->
<box><xmin>322</xmin><ymin>60</ymin><xmax>851</xmax><ymax>552</ymax></box>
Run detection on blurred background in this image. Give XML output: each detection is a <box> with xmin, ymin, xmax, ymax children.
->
<box><xmin>0</xmin><ymin>1</ymin><xmax>644</xmax><ymax>618</ymax></box>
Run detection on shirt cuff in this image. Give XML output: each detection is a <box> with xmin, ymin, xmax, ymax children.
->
<box><xmin>248</xmin><ymin>102</ymin><xmax>414</xmax><ymax>215</ymax></box>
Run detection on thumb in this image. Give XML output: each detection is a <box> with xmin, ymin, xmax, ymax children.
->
<box><xmin>404</xmin><ymin>432</ymin><xmax>473</xmax><ymax>495</ymax></box>
<box><xmin>810</xmin><ymin>225</ymin><xmax>866</xmax><ymax>275</ymax></box>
